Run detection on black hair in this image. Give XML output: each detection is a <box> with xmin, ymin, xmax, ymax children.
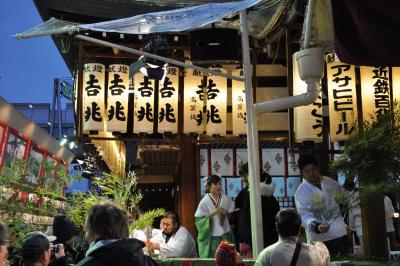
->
<box><xmin>275</xmin><ymin>208</ymin><xmax>302</xmax><ymax>238</ymax></box>
<box><xmin>53</xmin><ymin>214</ymin><xmax>76</xmax><ymax>243</ymax></box>
<box><xmin>260</xmin><ymin>171</ymin><xmax>272</xmax><ymax>184</ymax></box>
<box><xmin>239</xmin><ymin>162</ymin><xmax>248</xmax><ymax>177</ymax></box>
<box><xmin>85</xmin><ymin>201</ymin><xmax>129</xmax><ymax>242</ymax></box>
<box><xmin>163</xmin><ymin>211</ymin><xmax>180</xmax><ymax>227</ymax></box>
<box><xmin>205</xmin><ymin>175</ymin><xmax>222</xmax><ymax>193</ymax></box>
<box><xmin>297</xmin><ymin>153</ymin><xmax>319</xmax><ymax>171</ymax></box>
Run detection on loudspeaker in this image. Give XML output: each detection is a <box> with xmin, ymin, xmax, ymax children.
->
<box><xmin>189</xmin><ymin>28</ymin><xmax>239</xmax><ymax>63</ymax></box>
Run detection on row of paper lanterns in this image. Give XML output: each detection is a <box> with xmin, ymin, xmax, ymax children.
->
<box><xmin>80</xmin><ymin>63</ymin><xmax>247</xmax><ymax>136</ymax></box>
<box><xmin>294</xmin><ymin>52</ymin><xmax>400</xmax><ymax>142</ymax></box>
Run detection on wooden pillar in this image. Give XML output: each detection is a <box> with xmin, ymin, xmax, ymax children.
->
<box><xmin>178</xmin><ymin>135</ymin><xmax>200</xmax><ymax>238</ymax></box>
<box><xmin>360</xmin><ymin>193</ymin><xmax>388</xmax><ymax>260</ymax></box>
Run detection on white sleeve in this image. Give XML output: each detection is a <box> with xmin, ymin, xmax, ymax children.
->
<box><xmin>159</xmin><ymin>228</ymin><xmax>190</xmax><ymax>257</ymax></box>
<box><xmin>132</xmin><ymin>229</ymin><xmax>147</xmax><ymax>242</ymax></box>
<box><xmin>195</xmin><ymin>197</ymin><xmax>210</xmax><ymax>217</ymax></box>
<box><xmin>385</xmin><ymin>196</ymin><xmax>395</xmax><ymax>217</ymax></box>
<box><xmin>295</xmin><ymin>186</ymin><xmax>318</xmax><ymax>230</ymax></box>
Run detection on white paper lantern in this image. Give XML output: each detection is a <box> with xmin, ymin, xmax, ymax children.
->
<box><xmin>232</xmin><ymin>69</ymin><xmax>247</xmax><ymax>135</ymax></box>
<box><xmin>206</xmin><ymin>68</ymin><xmax>227</xmax><ymax>135</ymax></box>
<box><xmin>106</xmin><ymin>64</ymin><xmax>129</xmax><ymax>132</ymax></box>
<box><xmin>158</xmin><ymin>66</ymin><xmax>179</xmax><ymax>133</ymax></box>
<box><xmin>133</xmin><ymin>71</ymin><xmax>155</xmax><ymax>133</ymax></box>
<box><xmin>326</xmin><ymin>53</ymin><xmax>357</xmax><ymax>141</ymax></box>
<box><xmin>293</xmin><ymin>54</ymin><xmax>323</xmax><ymax>142</ymax></box>
<box><xmin>183</xmin><ymin>69</ymin><xmax>204</xmax><ymax>134</ymax></box>
<box><xmin>360</xmin><ymin>66</ymin><xmax>390</xmax><ymax>123</ymax></box>
<box><xmin>82</xmin><ymin>63</ymin><xmax>106</xmax><ymax>131</ymax></box>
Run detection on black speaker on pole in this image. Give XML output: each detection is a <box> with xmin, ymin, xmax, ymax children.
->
<box><xmin>189</xmin><ymin>28</ymin><xmax>239</xmax><ymax>64</ymax></box>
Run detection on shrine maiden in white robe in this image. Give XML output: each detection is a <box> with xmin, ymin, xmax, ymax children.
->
<box><xmin>195</xmin><ymin>193</ymin><xmax>235</xmax><ymax>237</ymax></box>
<box><xmin>150</xmin><ymin>226</ymin><xmax>197</xmax><ymax>258</ymax></box>
<box><xmin>295</xmin><ymin>176</ymin><xmax>347</xmax><ymax>243</ymax></box>
<box><xmin>195</xmin><ymin>193</ymin><xmax>235</xmax><ymax>257</ymax></box>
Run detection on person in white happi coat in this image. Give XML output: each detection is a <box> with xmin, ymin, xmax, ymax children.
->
<box><xmin>195</xmin><ymin>175</ymin><xmax>235</xmax><ymax>258</ymax></box>
<box><xmin>148</xmin><ymin>212</ymin><xmax>197</xmax><ymax>258</ymax></box>
<box><xmin>295</xmin><ymin>154</ymin><xmax>347</xmax><ymax>256</ymax></box>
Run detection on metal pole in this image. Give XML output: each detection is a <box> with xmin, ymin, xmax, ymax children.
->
<box><xmin>56</xmin><ymin>78</ymin><xmax>62</xmax><ymax>139</ymax></box>
<box><xmin>303</xmin><ymin>0</ymin><xmax>314</xmax><ymax>49</ymax></box>
<box><xmin>75</xmin><ymin>34</ymin><xmax>244</xmax><ymax>82</ymax></box>
<box><xmin>240</xmin><ymin>10</ymin><xmax>264</xmax><ymax>257</ymax></box>
<box><xmin>50</xmin><ymin>79</ymin><xmax>57</xmax><ymax>136</ymax></box>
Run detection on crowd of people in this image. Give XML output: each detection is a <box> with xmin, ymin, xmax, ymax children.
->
<box><xmin>0</xmin><ymin>153</ymin><xmax>398</xmax><ymax>266</ymax></box>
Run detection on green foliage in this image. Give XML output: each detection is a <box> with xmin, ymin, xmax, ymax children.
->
<box><xmin>0</xmin><ymin>157</ymin><xmax>70</xmax><ymax>265</ymax></box>
<box><xmin>130</xmin><ymin>208</ymin><xmax>167</xmax><ymax>232</ymax></box>
<box><xmin>308</xmin><ymin>189</ymin><xmax>350</xmax><ymax>224</ymax></box>
<box><xmin>67</xmin><ymin>171</ymin><xmax>165</xmax><ymax>234</ymax></box>
<box><xmin>67</xmin><ymin>192</ymin><xmax>102</xmax><ymax>229</ymax></box>
<box><xmin>93</xmin><ymin>171</ymin><xmax>143</xmax><ymax>214</ymax></box>
<box><xmin>331</xmin><ymin>103</ymin><xmax>400</xmax><ymax>197</ymax></box>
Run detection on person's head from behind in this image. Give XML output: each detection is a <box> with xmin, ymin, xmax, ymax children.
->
<box><xmin>205</xmin><ymin>175</ymin><xmax>222</xmax><ymax>195</ymax></box>
<box><xmin>0</xmin><ymin>221</ymin><xmax>8</xmax><ymax>266</ymax></box>
<box><xmin>239</xmin><ymin>163</ymin><xmax>249</xmax><ymax>185</ymax></box>
<box><xmin>298</xmin><ymin>153</ymin><xmax>320</xmax><ymax>184</ymax></box>
<box><xmin>53</xmin><ymin>214</ymin><xmax>76</xmax><ymax>244</ymax></box>
<box><xmin>22</xmin><ymin>232</ymin><xmax>55</xmax><ymax>266</ymax></box>
<box><xmin>275</xmin><ymin>208</ymin><xmax>302</xmax><ymax>238</ymax></box>
<box><xmin>161</xmin><ymin>212</ymin><xmax>180</xmax><ymax>235</ymax></box>
<box><xmin>85</xmin><ymin>201</ymin><xmax>129</xmax><ymax>244</ymax></box>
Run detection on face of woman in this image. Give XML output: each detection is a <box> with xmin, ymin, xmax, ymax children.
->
<box><xmin>209</xmin><ymin>182</ymin><xmax>222</xmax><ymax>195</ymax></box>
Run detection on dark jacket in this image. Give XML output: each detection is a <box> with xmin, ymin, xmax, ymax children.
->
<box><xmin>235</xmin><ymin>184</ymin><xmax>280</xmax><ymax>248</ymax></box>
<box><xmin>76</xmin><ymin>238</ymin><xmax>159</xmax><ymax>266</ymax></box>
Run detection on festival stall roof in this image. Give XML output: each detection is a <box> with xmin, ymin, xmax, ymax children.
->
<box><xmin>16</xmin><ymin>0</ymin><xmax>302</xmax><ymax>72</ymax></box>
<box><xmin>0</xmin><ymin>97</ymin><xmax>75</xmax><ymax>163</ymax></box>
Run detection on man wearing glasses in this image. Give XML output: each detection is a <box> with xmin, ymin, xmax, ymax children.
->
<box><xmin>294</xmin><ymin>154</ymin><xmax>347</xmax><ymax>256</ymax></box>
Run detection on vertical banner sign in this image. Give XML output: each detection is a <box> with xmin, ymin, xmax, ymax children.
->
<box><xmin>107</xmin><ymin>64</ymin><xmax>129</xmax><ymax>132</ymax></box>
<box><xmin>159</xmin><ymin>66</ymin><xmax>179</xmax><ymax>133</ymax></box>
<box><xmin>392</xmin><ymin>67</ymin><xmax>400</xmax><ymax>106</ymax></box>
<box><xmin>293</xmin><ymin>54</ymin><xmax>323</xmax><ymax>142</ymax></box>
<box><xmin>232</xmin><ymin>69</ymin><xmax>247</xmax><ymax>135</ymax></box>
<box><xmin>183</xmin><ymin>69</ymin><xmax>204</xmax><ymax>134</ymax></box>
<box><xmin>326</xmin><ymin>53</ymin><xmax>357</xmax><ymax>141</ymax></box>
<box><xmin>133</xmin><ymin>72</ymin><xmax>155</xmax><ymax>133</ymax></box>
<box><xmin>82</xmin><ymin>63</ymin><xmax>105</xmax><ymax>131</ymax></box>
<box><xmin>360</xmin><ymin>66</ymin><xmax>391</xmax><ymax>123</ymax></box>
<box><xmin>206</xmin><ymin>68</ymin><xmax>227</xmax><ymax>135</ymax></box>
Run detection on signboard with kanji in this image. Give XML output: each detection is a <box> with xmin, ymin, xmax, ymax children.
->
<box><xmin>293</xmin><ymin>54</ymin><xmax>323</xmax><ymax>142</ymax></box>
<box><xmin>82</xmin><ymin>63</ymin><xmax>106</xmax><ymax>131</ymax></box>
<box><xmin>158</xmin><ymin>67</ymin><xmax>179</xmax><ymax>133</ymax></box>
<box><xmin>326</xmin><ymin>53</ymin><xmax>357</xmax><ymax>141</ymax></box>
<box><xmin>106</xmin><ymin>64</ymin><xmax>129</xmax><ymax>132</ymax></box>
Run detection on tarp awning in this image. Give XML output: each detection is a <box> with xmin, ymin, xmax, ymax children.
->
<box><xmin>16</xmin><ymin>0</ymin><xmax>263</xmax><ymax>39</ymax></box>
<box><xmin>15</xmin><ymin>17</ymin><xmax>79</xmax><ymax>39</ymax></box>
